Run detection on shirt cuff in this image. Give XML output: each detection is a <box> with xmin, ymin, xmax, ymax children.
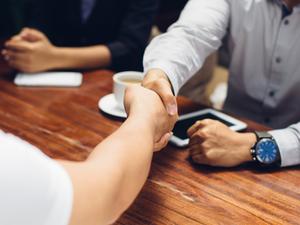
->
<box><xmin>144</xmin><ymin>61</ymin><xmax>180</xmax><ymax>95</ymax></box>
<box><xmin>269</xmin><ymin>129</ymin><xmax>300</xmax><ymax>167</ymax></box>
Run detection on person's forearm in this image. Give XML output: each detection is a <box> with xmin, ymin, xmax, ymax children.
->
<box><xmin>62</xmin><ymin>114</ymin><xmax>155</xmax><ymax>225</ymax></box>
<box><xmin>51</xmin><ymin>45</ymin><xmax>111</xmax><ymax>70</ymax></box>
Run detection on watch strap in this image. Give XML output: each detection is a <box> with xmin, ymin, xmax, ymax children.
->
<box><xmin>254</xmin><ymin>131</ymin><xmax>272</xmax><ymax>140</ymax></box>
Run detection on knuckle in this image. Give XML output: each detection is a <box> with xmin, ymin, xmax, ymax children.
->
<box><xmin>192</xmin><ymin>154</ymin><xmax>203</xmax><ymax>164</ymax></box>
<box><xmin>201</xmin><ymin>141</ymin><xmax>211</xmax><ymax>150</ymax></box>
<box><xmin>125</xmin><ymin>85</ymin><xmax>133</xmax><ymax>94</ymax></box>
<box><xmin>202</xmin><ymin>119</ymin><xmax>213</xmax><ymax>124</ymax></box>
<box><xmin>143</xmin><ymin>81</ymin><xmax>159</xmax><ymax>93</ymax></box>
<box><xmin>190</xmin><ymin>134</ymin><xmax>200</xmax><ymax>142</ymax></box>
<box><xmin>195</xmin><ymin>120</ymin><xmax>202</xmax><ymax>126</ymax></box>
<box><xmin>150</xmin><ymin>80</ymin><xmax>161</xmax><ymax>90</ymax></box>
<box><xmin>201</xmin><ymin>151</ymin><xmax>210</xmax><ymax>160</ymax></box>
<box><xmin>196</xmin><ymin>130</ymin><xmax>207</xmax><ymax>138</ymax></box>
<box><xmin>165</xmin><ymin>93</ymin><xmax>175</xmax><ymax>102</ymax></box>
<box><xmin>27</xmin><ymin>45</ymin><xmax>34</xmax><ymax>52</ymax></box>
<box><xmin>190</xmin><ymin>146</ymin><xmax>201</xmax><ymax>155</ymax></box>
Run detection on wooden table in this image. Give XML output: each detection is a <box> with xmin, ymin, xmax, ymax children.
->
<box><xmin>0</xmin><ymin>63</ymin><xmax>299</xmax><ymax>225</ymax></box>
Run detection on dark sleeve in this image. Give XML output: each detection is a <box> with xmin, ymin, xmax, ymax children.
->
<box><xmin>107</xmin><ymin>0</ymin><xmax>159</xmax><ymax>72</ymax></box>
<box><xmin>25</xmin><ymin>0</ymin><xmax>55</xmax><ymax>40</ymax></box>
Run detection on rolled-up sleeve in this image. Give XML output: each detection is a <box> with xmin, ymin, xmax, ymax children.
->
<box><xmin>269</xmin><ymin>122</ymin><xmax>300</xmax><ymax>167</ymax></box>
<box><xmin>144</xmin><ymin>0</ymin><xmax>230</xmax><ymax>95</ymax></box>
<box><xmin>107</xmin><ymin>0</ymin><xmax>159</xmax><ymax>71</ymax></box>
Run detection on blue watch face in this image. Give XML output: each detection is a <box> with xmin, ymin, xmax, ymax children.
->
<box><xmin>256</xmin><ymin>139</ymin><xmax>278</xmax><ymax>164</ymax></box>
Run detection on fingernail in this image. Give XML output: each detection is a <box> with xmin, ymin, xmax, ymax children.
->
<box><xmin>167</xmin><ymin>104</ymin><xmax>177</xmax><ymax>116</ymax></box>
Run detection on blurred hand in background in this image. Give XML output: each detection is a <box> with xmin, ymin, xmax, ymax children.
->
<box><xmin>2</xmin><ymin>28</ymin><xmax>57</xmax><ymax>73</ymax></box>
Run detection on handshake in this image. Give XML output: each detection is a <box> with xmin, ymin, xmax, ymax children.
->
<box><xmin>124</xmin><ymin>71</ymin><xmax>178</xmax><ymax>151</ymax></box>
<box><xmin>128</xmin><ymin>69</ymin><xmax>255</xmax><ymax>167</ymax></box>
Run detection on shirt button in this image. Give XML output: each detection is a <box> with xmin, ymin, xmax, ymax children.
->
<box><xmin>275</xmin><ymin>57</ymin><xmax>281</xmax><ymax>63</ymax></box>
<box><xmin>269</xmin><ymin>90</ymin><xmax>276</xmax><ymax>97</ymax></box>
<box><xmin>284</xmin><ymin>20</ymin><xmax>289</xmax><ymax>25</ymax></box>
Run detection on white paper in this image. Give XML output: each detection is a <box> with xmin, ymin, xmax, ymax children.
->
<box><xmin>14</xmin><ymin>72</ymin><xmax>83</xmax><ymax>87</ymax></box>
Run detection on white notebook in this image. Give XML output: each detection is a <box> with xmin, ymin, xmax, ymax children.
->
<box><xmin>14</xmin><ymin>72</ymin><xmax>83</xmax><ymax>87</ymax></box>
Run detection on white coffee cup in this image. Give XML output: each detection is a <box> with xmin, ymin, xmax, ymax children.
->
<box><xmin>113</xmin><ymin>71</ymin><xmax>144</xmax><ymax>109</ymax></box>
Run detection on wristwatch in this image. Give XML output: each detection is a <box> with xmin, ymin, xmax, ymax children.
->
<box><xmin>251</xmin><ymin>131</ymin><xmax>281</xmax><ymax>166</ymax></box>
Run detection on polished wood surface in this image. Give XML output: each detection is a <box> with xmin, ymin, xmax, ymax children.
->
<box><xmin>0</xmin><ymin>62</ymin><xmax>299</xmax><ymax>224</ymax></box>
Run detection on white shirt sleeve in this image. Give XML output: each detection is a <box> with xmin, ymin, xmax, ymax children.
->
<box><xmin>144</xmin><ymin>0</ymin><xmax>230</xmax><ymax>95</ymax></box>
<box><xmin>0</xmin><ymin>130</ymin><xmax>73</xmax><ymax>225</ymax></box>
<box><xmin>269</xmin><ymin>123</ymin><xmax>300</xmax><ymax>167</ymax></box>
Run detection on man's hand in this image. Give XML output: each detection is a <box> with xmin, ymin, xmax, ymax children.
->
<box><xmin>124</xmin><ymin>86</ymin><xmax>178</xmax><ymax>151</ymax></box>
<box><xmin>142</xmin><ymin>69</ymin><xmax>178</xmax><ymax>116</ymax></box>
<box><xmin>2</xmin><ymin>28</ymin><xmax>57</xmax><ymax>73</ymax></box>
<box><xmin>188</xmin><ymin>119</ymin><xmax>256</xmax><ymax>167</ymax></box>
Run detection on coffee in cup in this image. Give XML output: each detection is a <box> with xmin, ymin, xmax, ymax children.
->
<box><xmin>113</xmin><ymin>71</ymin><xmax>144</xmax><ymax>109</ymax></box>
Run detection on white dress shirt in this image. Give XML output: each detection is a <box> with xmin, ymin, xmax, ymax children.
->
<box><xmin>0</xmin><ymin>130</ymin><xmax>73</xmax><ymax>225</ymax></box>
<box><xmin>144</xmin><ymin>0</ymin><xmax>300</xmax><ymax>167</ymax></box>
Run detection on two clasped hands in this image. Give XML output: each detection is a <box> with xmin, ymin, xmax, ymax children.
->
<box><xmin>136</xmin><ymin>69</ymin><xmax>256</xmax><ymax>167</ymax></box>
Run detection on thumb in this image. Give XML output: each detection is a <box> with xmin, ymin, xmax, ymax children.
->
<box><xmin>156</xmin><ymin>79</ymin><xmax>178</xmax><ymax>116</ymax></box>
<box><xmin>143</xmin><ymin>77</ymin><xmax>178</xmax><ymax>116</ymax></box>
<box><xmin>20</xmin><ymin>28</ymin><xmax>45</xmax><ymax>42</ymax></box>
<box><xmin>153</xmin><ymin>132</ymin><xmax>173</xmax><ymax>152</ymax></box>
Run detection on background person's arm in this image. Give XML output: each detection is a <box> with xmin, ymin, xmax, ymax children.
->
<box><xmin>49</xmin><ymin>45</ymin><xmax>112</xmax><ymax>70</ymax></box>
<box><xmin>3</xmin><ymin>28</ymin><xmax>112</xmax><ymax>72</ymax></box>
<box><xmin>60</xmin><ymin>86</ymin><xmax>176</xmax><ymax>225</ymax></box>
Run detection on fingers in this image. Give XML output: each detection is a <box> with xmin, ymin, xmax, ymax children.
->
<box><xmin>187</xmin><ymin>121</ymin><xmax>204</xmax><ymax>137</ymax></box>
<box><xmin>188</xmin><ymin>141</ymin><xmax>209</xmax><ymax>165</ymax></box>
<box><xmin>1</xmin><ymin>49</ymin><xmax>10</xmax><ymax>61</ymax></box>
<box><xmin>5</xmin><ymin>39</ymin><xmax>33</xmax><ymax>52</ymax></box>
<box><xmin>189</xmin><ymin>134</ymin><xmax>203</xmax><ymax>147</ymax></box>
<box><xmin>191</xmin><ymin>153</ymin><xmax>208</xmax><ymax>165</ymax></box>
<box><xmin>6</xmin><ymin>58</ymin><xmax>28</xmax><ymax>72</ymax></box>
<box><xmin>10</xmin><ymin>35</ymin><xmax>23</xmax><ymax>42</ymax></box>
<box><xmin>153</xmin><ymin>132</ymin><xmax>173</xmax><ymax>152</ymax></box>
<box><xmin>187</xmin><ymin>119</ymin><xmax>216</xmax><ymax>137</ymax></box>
<box><xmin>188</xmin><ymin>122</ymin><xmax>210</xmax><ymax>164</ymax></box>
<box><xmin>123</xmin><ymin>86</ymin><xmax>133</xmax><ymax>115</ymax></box>
<box><xmin>2</xmin><ymin>49</ymin><xmax>29</xmax><ymax>71</ymax></box>
<box><xmin>158</xmin><ymin>82</ymin><xmax>177</xmax><ymax>116</ymax></box>
<box><xmin>20</xmin><ymin>28</ymin><xmax>46</xmax><ymax>42</ymax></box>
<box><xmin>147</xmin><ymin>79</ymin><xmax>177</xmax><ymax>115</ymax></box>
<box><xmin>143</xmin><ymin>70</ymin><xmax>178</xmax><ymax>116</ymax></box>
<box><xmin>2</xmin><ymin>49</ymin><xmax>27</xmax><ymax>61</ymax></box>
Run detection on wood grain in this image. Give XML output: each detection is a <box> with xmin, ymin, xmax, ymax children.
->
<box><xmin>0</xmin><ymin>61</ymin><xmax>299</xmax><ymax>224</ymax></box>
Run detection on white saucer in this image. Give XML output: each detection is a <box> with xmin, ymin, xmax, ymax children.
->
<box><xmin>98</xmin><ymin>94</ymin><xmax>127</xmax><ymax>118</ymax></box>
